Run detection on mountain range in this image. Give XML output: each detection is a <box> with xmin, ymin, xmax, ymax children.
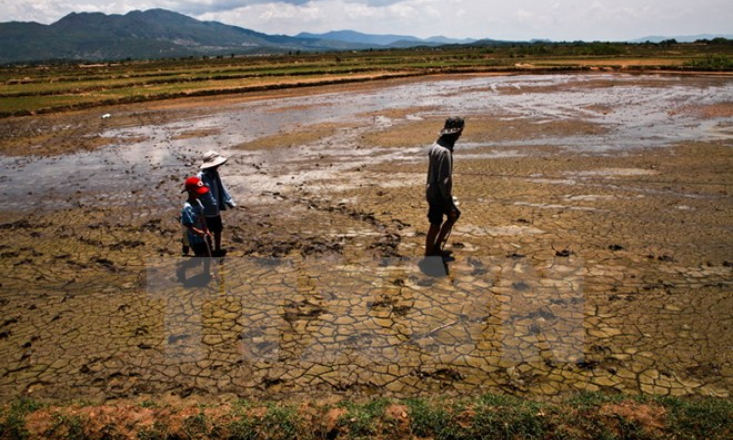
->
<box><xmin>631</xmin><ymin>34</ymin><xmax>733</xmax><ymax>43</ymax></box>
<box><xmin>0</xmin><ymin>9</ymin><xmax>473</xmax><ymax>64</ymax></box>
<box><xmin>295</xmin><ymin>30</ymin><xmax>475</xmax><ymax>47</ymax></box>
<box><xmin>1</xmin><ymin>8</ymin><xmax>730</xmax><ymax>64</ymax></box>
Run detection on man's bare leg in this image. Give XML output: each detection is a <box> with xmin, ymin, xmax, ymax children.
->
<box><xmin>425</xmin><ymin>223</ymin><xmax>442</xmax><ymax>256</ymax></box>
<box><xmin>434</xmin><ymin>216</ymin><xmax>457</xmax><ymax>253</ymax></box>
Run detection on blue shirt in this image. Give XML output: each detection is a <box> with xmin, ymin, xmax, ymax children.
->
<box><xmin>181</xmin><ymin>199</ymin><xmax>206</xmax><ymax>246</ymax></box>
<box><xmin>198</xmin><ymin>169</ymin><xmax>235</xmax><ymax>217</ymax></box>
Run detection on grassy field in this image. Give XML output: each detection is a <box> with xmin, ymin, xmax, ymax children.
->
<box><xmin>1</xmin><ymin>41</ymin><xmax>732</xmax><ymax>117</ymax></box>
<box><xmin>1</xmin><ymin>393</ymin><xmax>730</xmax><ymax>440</ymax></box>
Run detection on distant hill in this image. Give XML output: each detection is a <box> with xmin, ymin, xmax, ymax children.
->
<box><xmin>0</xmin><ymin>9</ymin><xmax>370</xmax><ymax>64</ymax></box>
<box><xmin>295</xmin><ymin>30</ymin><xmax>475</xmax><ymax>47</ymax></box>
<box><xmin>0</xmin><ymin>9</ymin><xmax>483</xmax><ymax>64</ymax></box>
<box><xmin>630</xmin><ymin>34</ymin><xmax>733</xmax><ymax>43</ymax></box>
<box><xmin>2</xmin><ymin>8</ymin><xmax>730</xmax><ymax>64</ymax></box>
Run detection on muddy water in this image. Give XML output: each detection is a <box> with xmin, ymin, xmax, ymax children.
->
<box><xmin>0</xmin><ymin>73</ymin><xmax>731</xmax><ymax>403</ymax></box>
<box><xmin>3</xmin><ymin>74</ymin><xmax>731</xmax><ymax>207</ymax></box>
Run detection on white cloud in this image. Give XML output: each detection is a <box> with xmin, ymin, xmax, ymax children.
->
<box><xmin>196</xmin><ymin>0</ymin><xmax>449</xmax><ymax>37</ymax></box>
<box><xmin>1</xmin><ymin>0</ymin><xmax>731</xmax><ymax>41</ymax></box>
<box><xmin>0</xmin><ymin>1</ymin><xmax>49</xmax><ymax>23</ymax></box>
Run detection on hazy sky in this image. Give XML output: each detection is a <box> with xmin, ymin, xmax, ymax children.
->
<box><xmin>1</xmin><ymin>0</ymin><xmax>731</xmax><ymax>41</ymax></box>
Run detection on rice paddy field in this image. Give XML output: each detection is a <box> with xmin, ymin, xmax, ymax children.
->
<box><xmin>2</xmin><ymin>41</ymin><xmax>732</xmax><ymax>117</ymax></box>
<box><xmin>1</xmin><ymin>45</ymin><xmax>732</xmax><ymax>438</ymax></box>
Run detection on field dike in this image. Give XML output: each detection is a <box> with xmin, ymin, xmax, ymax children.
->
<box><xmin>1</xmin><ymin>393</ymin><xmax>731</xmax><ymax>440</ymax></box>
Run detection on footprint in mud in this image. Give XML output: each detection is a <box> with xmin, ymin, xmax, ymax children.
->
<box><xmin>300</xmin><ymin>239</ymin><xmax>345</xmax><ymax>256</ymax></box>
<box><xmin>467</xmin><ymin>257</ymin><xmax>488</xmax><ymax>276</ymax></box>
<box><xmin>555</xmin><ymin>249</ymin><xmax>574</xmax><ymax>257</ymax></box>
<box><xmin>94</xmin><ymin>257</ymin><xmax>117</xmax><ymax>271</ymax></box>
<box><xmin>0</xmin><ymin>219</ymin><xmax>35</xmax><ymax>230</ymax></box>
<box><xmin>369</xmin><ymin>233</ymin><xmax>402</xmax><ymax>258</ymax></box>
<box><xmin>110</xmin><ymin>240</ymin><xmax>145</xmax><ymax>250</ymax></box>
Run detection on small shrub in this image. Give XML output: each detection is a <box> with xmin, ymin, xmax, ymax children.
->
<box><xmin>338</xmin><ymin>398</ymin><xmax>390</xmax><ymax>438</ymax></box>
<box><xmin>684</xmin><ymin>55</ymin><xmax>733</xmax><ymax>70</ymax></box>
<box><xmin>658</xmin><ymin>396</ymin><xmax>733</xmax><ymax>440</ymax></box>
<box><xmin>46</xmin><ymin>413</ymin><xmax>89</xmax><ymax>440</ymax></box>
<box><xmin>470</xmin><ymin>394</ymin><xmax>548</xmax><ymax>440</ymax></box>
<box><xmin>0</xmin><ymin>398</ymin><xmax>45</xmax><ymax>440</ymax></box>
<box><xmin>261</xmin><ymin>404</ymin><xmax>300</xmax><ymax>440</ymax></box>
<box><xmin>137</xmin><ymin>421</ymin><xmax>169</xmax><ymax>440</ymax></box>
<box><xmin>226</xmin><ymin>416</ymin><xmax>258</xmax><ymax>440</ymax></box>
<box><xmin>406</xmin><ymin>398</ymin><xmax>458</xmax><ymax>439</ymax></box>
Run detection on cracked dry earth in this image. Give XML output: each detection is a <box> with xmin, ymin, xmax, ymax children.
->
<box><xmin>0</xmin><ymin>73</ymin><xmax>731</xmax><ymax>404</ymax></box>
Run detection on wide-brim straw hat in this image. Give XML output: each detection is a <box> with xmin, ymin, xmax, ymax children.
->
<box><xmin>200</xmin><ymin>150</ymin><xmax>228</xmax><ymax>170</ymax></box>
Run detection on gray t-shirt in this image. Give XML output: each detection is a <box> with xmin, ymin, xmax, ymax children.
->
<box><xmin>425</xmin><ymin>142</ymin><xmax>453</xmax><ymax>208</ymax></box>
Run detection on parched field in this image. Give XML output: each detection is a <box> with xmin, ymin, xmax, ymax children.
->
<box><xmin>0</xmin><ymin>69</ymin><xmax>732</xmax><ymax>437</ymax></box>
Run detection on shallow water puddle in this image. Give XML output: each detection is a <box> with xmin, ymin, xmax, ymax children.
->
<box><xmin>1</xmin><ymin>74</ymin><xmax>731</xmax><ymax>208</ymax></box>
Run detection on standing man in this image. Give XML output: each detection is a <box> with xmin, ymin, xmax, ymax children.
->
<box><xmin>198</xmin><ymin>150</ymin><xmax>236</xmax><ymax>257</ymax></box>
<box><xmin>425</xmin><ymin>117</ymin><xmax>464</xmax><ymax>257</ymax></box>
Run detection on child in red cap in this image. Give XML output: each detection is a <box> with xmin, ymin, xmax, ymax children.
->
<box><xmin>178</xmin><ymin>177</ymin><xmax>212</xmax><ymax>282</ymax></box>
<box><xmin>181</xmin><ymin>176</ymin><xmax>211</xmax><ymax>257</ymax></box>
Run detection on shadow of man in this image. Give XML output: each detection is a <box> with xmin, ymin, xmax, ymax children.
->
<box><xmin>418</xmin><ymin>255</ymin><xmax>451</xmax><ymax>278</ymax></box>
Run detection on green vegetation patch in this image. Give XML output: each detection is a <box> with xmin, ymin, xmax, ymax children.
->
<box><xmin>2</xmin><ymin>393</ymin><xmax>730</xmax><ymax>440</ymax></box>
<box><xmin>3</xmin><ymin>40</ymin><xmax>731</xmax><ymax>118</ymax></box>
<box><xmin>0</xmin><ymin>398</ymin><xmax>45</xmax><ymax>440</ymax></box>
<box><xmin>684</xmin><ymin>55</ymin><xmax>733</xmax><ymax>70</ymax></box>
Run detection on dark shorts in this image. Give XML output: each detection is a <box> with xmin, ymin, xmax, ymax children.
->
<box><xmin>205</xmin><ymin>215</ymin><xmax>223</xmax><ymax>233</ymax></box>
<box><xmin>191</xmin><ymin>242</ymin><xmax>209</xmax><ymax>257</ymax></box>
<box><xmin>427</xmin><ymin>199</ymin><xmax>461</xmax><ymax>226</ymax></box>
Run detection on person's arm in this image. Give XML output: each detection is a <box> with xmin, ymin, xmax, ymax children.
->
<box><xmin>222</xmin><ymin>186</ymin><xmax>237</xmax><ymax>208</ymax></box>
<box><xmin>182</xmin><ymin>206</ymin><xmax>210</xmax><ymax>237</ymax></box>
<box><xmin>221</xmin><ymin>181</ymin><xmax>236</xmax><ymax>208</ymax></box>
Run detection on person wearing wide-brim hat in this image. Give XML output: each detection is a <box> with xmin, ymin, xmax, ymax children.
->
<box><xmin>425</xmin><ymin>117</ymin><xmax>464</xmax><ymax>257</ymax></box>
<box><xmin>197</xmin><ymin>150</ymin><xmax>236</xmax><ymax>257</ymax></box>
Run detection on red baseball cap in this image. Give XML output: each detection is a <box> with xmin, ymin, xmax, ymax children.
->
<box><xmin>183</xmin><ymin>176</ymin><xmax>209</xmax><ymax>195</ymax></box>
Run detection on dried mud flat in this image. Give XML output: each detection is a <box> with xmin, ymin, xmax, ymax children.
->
<box><xmin>0</xmin><ymin>73</ymin><xmax>731</xmax><ymax>405</ymax></box>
